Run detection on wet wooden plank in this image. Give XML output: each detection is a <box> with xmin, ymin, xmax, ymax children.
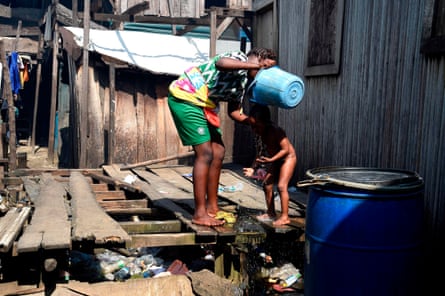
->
<box><xmin>0</xmin><ymin>207</ymin><xmax>31</xmax><ymax>252</ymax></box>
<box><xmin>102</xmin><ymin>165</ymin><xmax>217</xmax><ymax>238</ymax></box>
<box><xmin>129</xmin><ymin>233</ymin><xmax>197</xmax><ymax>248</ymax></box>
<box><xmin>17</xmin><ymin>174</ymin><xmax>71</xmax><ymax>253</ymax></box>
<box><xmin>70</xmin><ymin>171</ymin><xmax>131</xmax><ymax>245</ymax></box>
<box><xmin>119</xmin><ymin>220</ymin><xmax>182</xmax><ymax>234</ymax></box>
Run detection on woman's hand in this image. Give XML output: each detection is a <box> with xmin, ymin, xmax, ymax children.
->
<box><xmin>259</xmin><ymin>58</ymin><xmax>277</xmax><ymax>69</ymax></box>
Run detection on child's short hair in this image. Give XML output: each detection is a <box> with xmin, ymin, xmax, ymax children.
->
<box><xmin>249</xmin><ymin>104</ymin><xmax>271</xmax><ymax>123</ymax></box>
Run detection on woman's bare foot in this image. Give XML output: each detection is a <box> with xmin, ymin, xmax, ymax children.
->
<box><xmin>273</xmin><ymin>216</ymin><xmax>290</xmax><ymax>226</ymax></box>
<box><xmin>192</xmin><ymin>214</ymin><xmax>225</xmax><ymax>226</ymax></box>
<box><xmin>256</xmin><ymin>213</ymin><xmax>276</xmax><ymax>222</ymax></box>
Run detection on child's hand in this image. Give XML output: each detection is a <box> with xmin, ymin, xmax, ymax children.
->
<box><xmin>243</xmin><ymin>167</ymin><xmax>255</xmax><ymax>178</ymax></box>
<box><xmin>256</xmin><ymin>156</ymin><xmax>272</xmax><ymax>163</ymax></box>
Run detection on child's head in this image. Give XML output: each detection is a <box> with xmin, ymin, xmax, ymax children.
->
<box><xmin>249</xmin><ymin>104</ymin><xmax>271</xmax><ymax>135</ymax></box>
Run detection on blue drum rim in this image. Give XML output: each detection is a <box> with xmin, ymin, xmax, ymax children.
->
<box><xmin>301</xmin><ymin>166</ymin><xmax>424</xmax><ymax>192</ymax></box>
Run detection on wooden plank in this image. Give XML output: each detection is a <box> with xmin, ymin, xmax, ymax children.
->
<box><xmin>119</xmin><ymin>220</ymin><xmax>182</xmax><ymax>234</ymax></box>
<box><xmin>90</xmin><ymin>183</ymin><xmax>109</xmax><ymax>191</ymax></box>
<box><xmin>102</xmin><ymin>165</ymin><xmax>217</xmax><ymax>238</ymax></box>
<box><xmin>17</xmin><ymin>174</ymin><xmax>71</xmax><ymax>253</ymax></box>
<box><xmin>136</xmin><ymin>167</ymin><xmax>238</xmax><ymax>237</ymax></box>
<box><xmin>98</xmin><ymin>199</ymin><xmax>148</xmax><ymax>210</ymax></box>
<box><xmin>70</xmin><ymin>171</ymin><xmax>131</xmax><ymax>245</ymax></box>
<box><xmin>105</xmin><ymin>207</ymin><xmax>160</xmax><ymax>216</ymax></box>
<box><xmin>0</xmin><ymin>207</ymin><xmax>31</xmax><ymax>252</ymax></box>
<box><xmin>171</xmin><ymin>166</ymin><xmax>267</xmax><ymax>211</ymax></box>
<box><xmin>85</xmin><ymin>171</ymin><xmax>142</xmax><ymax>193</ymax></box>
<box><xmin>129</xmin><ymin>233</ymin><xmax>199</xmax><ymax>248</ymax></box>
<box><xmin>132</xmin><ymin>168</ymin><xmax>195</xmax><ymax>208</ymax></box>
<box><xmin>94</xmin><ymin>190</ymin><xmax>126</xmax><ymax>201</ymax></box>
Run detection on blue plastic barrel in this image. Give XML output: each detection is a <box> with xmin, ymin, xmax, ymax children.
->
<box><xmin>250</xmin><ymin>66</ymin><xmax>304</xmax><ymax>109</ymax></box>
<box><xmin>297</xmin><ymin>167</ymin><xmax>424</xmax><ymax>296</ymax></box>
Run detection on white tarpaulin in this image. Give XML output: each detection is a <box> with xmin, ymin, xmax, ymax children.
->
<box><xmin>62</xmin><ymin>26</ymin><xmax>243</xmax><ymax>76</ymax></box>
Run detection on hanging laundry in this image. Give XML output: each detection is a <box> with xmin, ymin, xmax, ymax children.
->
<box><xmin>19</xmin><ymin>54</ymin><xmax>31</xmax><ymax>89</ymax></box>
<box><xmin>8</xmin><ymin>52</ymin><xmax>21</xmax><ymax>95</ymax></box>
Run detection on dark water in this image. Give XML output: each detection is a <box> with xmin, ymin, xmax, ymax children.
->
<box><xmin>234</xmin><ymin>207</ymin><xmax>305</xmax><ymax>296</ymax></box>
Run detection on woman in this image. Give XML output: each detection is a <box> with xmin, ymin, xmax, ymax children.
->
<box><xmin>168</xmin><ymin>48</ymin><xmax>277</xmax><ymax>226</ymax></box>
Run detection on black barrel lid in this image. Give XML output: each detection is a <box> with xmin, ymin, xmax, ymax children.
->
<box><xmin>298</xmin><ymin>167</ymin><xmax>424</xmax><ymax>191</ymax></box>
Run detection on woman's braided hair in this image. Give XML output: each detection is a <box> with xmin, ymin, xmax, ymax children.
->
<box><xmin>247</xmin><ymin>47</ymin><xmax>277</xmax><ymax>61</ymax></box>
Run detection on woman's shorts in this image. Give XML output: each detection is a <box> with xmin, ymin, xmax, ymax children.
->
<box><xmin>167</xmin><ymin>95</ymin><xmax>221</xmax><ymax>146</ymax></box>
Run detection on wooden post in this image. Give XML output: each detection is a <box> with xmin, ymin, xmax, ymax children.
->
<box><xmin>80</xmin><ymin>0</ymin><xmax>91</xmax><ymax>168</ymax></box>
<box><xmin>48</xmin><ymin>22</ymin><xmax>59</xmax><ymax>163</ymax></box>
<box><xmin>30</xmin><ymin>33</ymin><xmax>44</xmax><ymax>153</ymax></box>
<box><xmin>72</xmin><ymin>0</ymin><xmax>78</xmax><ymax>25</ymax></box>
<box><xmin>210</xmin><ymin>8</ymin><xmax>217</xmax><ymax>57</ymax></box>
<box><xmin>108</xmin><ymin>64</ymin><xmax>115</xmax><ymax>164</ymax></box>
<box><xmin>0</xmin><ymin>41</ymin><xmax>17</xmax><ymax>171</ymax></box>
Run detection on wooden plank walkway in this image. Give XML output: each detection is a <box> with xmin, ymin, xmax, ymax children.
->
<box><xmin>16</xmin><ymin>174</ymin><xmax>71</xmax><ymax>253</ymax></box>
<box><xmin>103</xmin><ymin>164</ymin><xmax>218</xmax><ymax>239</ymax></box>
<box><xmin>70</xmin><ymin>171</ymin><xmax>131</xmax><ymax>245</ymax></box>
<box><xmin>1</xmin><ymin>164</ymin><xmax>307</xmax><ymax>254</ymax></box>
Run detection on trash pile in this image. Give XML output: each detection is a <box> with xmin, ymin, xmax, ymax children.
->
<box><xmin>69</xmin><ymin>246</ymin><xmax>213</xmax><ymax>283</ymax></box>
<box><xmin>251</xmin><ymin>247</ymin><xmax>304</xmax><ymax>294</ymax></box>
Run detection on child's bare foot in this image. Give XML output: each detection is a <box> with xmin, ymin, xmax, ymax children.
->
<box><xmin>192</xmin><ymin>214</ymin><xmax>225</xmax><ymax>226</ymax></box>
<box><xmin>273</xmin><ymin>216</ymin><xmax>290</xmax><ymax>226</ymax></box>
<box><xmin>256</xmin><ymin>213</ymin><xmax>276</xmax><ymax>222</ymax></box>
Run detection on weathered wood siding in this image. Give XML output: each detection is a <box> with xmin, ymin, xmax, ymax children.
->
<box><xmin>263</xmin><ymin>0</ymin><xmax>444</xmax><ymax>292</ymax></box>
<box><xmin>120</xmin><ymin>0</ymin><xmax>205</xmax><ymax>17</ymax></box>
<box><xmin>70</xmin><ymin>61</ymin><xmax>250</xmax><ymax>168</ymax></box>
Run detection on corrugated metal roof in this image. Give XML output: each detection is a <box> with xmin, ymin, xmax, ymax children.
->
<box><xmin>63</xmin><ymin>26</ymin><xmax>247</xmax><ymax>76</ymax></box>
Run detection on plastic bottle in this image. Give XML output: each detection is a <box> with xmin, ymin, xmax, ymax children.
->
<box><xmin>114</xmin><ymin>266</ymin><xmax>131</xmax><ymax>281</ymax></box>
<box><xmin>135</xmin><ymin>254</ymin><xmax>155</xmax><ymax>269</ymax></box>
<box><xmin>101</xmin><ymin>259</ymin><xmax>127</xmax><ymax>274</ymax></box>
<box><xmin>223</xmin><ymin>182</ymin><xmax>244</xmax><ymax>192</ymax></box>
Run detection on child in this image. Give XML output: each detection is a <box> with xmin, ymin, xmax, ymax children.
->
<box><xmin>243</xmin><ymin>104</ymin><xmax>297</xmax><ymax>226</ymax></box>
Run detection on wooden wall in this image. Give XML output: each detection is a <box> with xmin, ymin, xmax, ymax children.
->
<box><xmin>262</xmin><ymin>0</ymin><xmax>444</xmax><ymax>293</ymax></box>
<box><xmin>119</xmin><ymin>0</ymin><xmax>206</xmax><ymax>17</ymax></box>
<box><xmin>67</xmin><ymin>58</ymin><xmax>254</xmax><ymax>168</ymax></box>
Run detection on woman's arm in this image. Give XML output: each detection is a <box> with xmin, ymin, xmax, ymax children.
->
<box><xmin>215</xmin><ymin>57</ymin><xmax>260</xmax><ymax>71</ymax></box>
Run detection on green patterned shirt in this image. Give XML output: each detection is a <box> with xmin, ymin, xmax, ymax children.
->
<box><xmin>196</xmin><ymin>51</ymin><xmax>249</xmax><ymax>104</ymax></box>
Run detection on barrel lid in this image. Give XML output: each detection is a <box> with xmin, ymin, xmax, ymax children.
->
<box><xmin>299</xmin><ymin>167</ymin><xmax>424</xmax><ymax>191</ymax></box>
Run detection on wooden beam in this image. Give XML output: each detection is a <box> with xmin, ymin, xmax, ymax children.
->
<box><xmin>120</xmin><ymin>151</ymin><xmax>194</xmax><ymax>170</ymax></box>
<box><xmin>129</xmin><ymin>233</ymin><xmax>199</xmax><ymax>248</ymax></box>
<box><xmin>31</xmin><ymin>34</ymin><xmax>44</xmax><ymax>153</ymax></box>
<box><xmin>108</xmin><ymin>63</ymin><xmax>116</xmax><ymax>164</ymax></box>
<box><xmin>0</xmin><ymin>41</ymin><xmax>17</xmax><ymax>171</ymax></box>
<box><xmin>210</xmin><ymin>9</ymin><xmax>217</xmax><ymax>57</ymax></box>
<box><xmin>47</xmin><ymin>22</ymin><xmax>58</xmax><ymax>163</ymax></box>
<box><xmin>0</xmin><ymin>4</ymin><xmax>45</xmax><ymax>22</ymax></box>
<box><xmin>122</xmin><ymin>1</ymin><xmax>150</xmax><ymax>16</ymax></box>
<box><xmin>216</xmin><ymin>17</ymin><xmax>235</xmax><ymax>40</ymax></box>
<box><xmin>80</xmin><ymin>0</ymin><xmax>90</xmax><ymax>168</ymax></box>
<box><xmin>119</xmin><ymin>220</ymin><xmax>182</xmax><ymax>234</ymax></box>
<box><xmin>85</xmin><ymin>171</ymin><xmax>142</xmax><ymax>193</ymax></box>
<box><xmin>0</xmin><ymin>25</ymin><xmax>41</xmax><ymax>37</ymax></box>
